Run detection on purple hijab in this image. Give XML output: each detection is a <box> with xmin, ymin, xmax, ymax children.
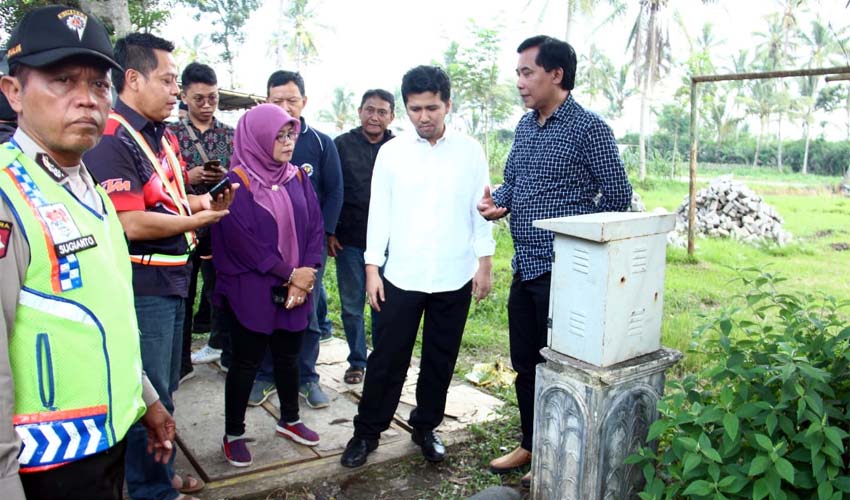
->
<box><xmin>231</xmin><ymin>104</ymin><xmax>302</xmax><ymax>266</ymax></box>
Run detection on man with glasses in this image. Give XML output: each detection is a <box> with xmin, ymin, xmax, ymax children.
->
<box><xmin>330</xmin><ymin>89</ymin><xmax>395</xmax><ymax>385</ymax></box>
<box><xmin>169</xmin><ymin>62</ymin><xmax>235</xmax><ymax>383</ymax></box>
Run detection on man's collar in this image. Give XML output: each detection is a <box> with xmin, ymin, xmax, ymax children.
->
<box><xmin>13</xmin><ymin>129</ymin><xmax>73</xmax><ymax>183</ymax></box>
<box><xmin>299</xmin><ymin>116</ymin><xmax>310</xmax><ymax>134</ymax></box>
<box><xmin>114</xmin><ymin>98</ymin><xmax>152</xmax><ymax>132</ymax></box>
<box><xmin>115</xmin><ymin>98</ymin><xmax>166</xmax><ymax>146</ymax></box>
<box><xmin>355</xmin><ymin>126</ymin><xmax>393</xmax><ymax>145</ymax></box>
<box><xmin>413</xmin><ymin>125</ymin><xmax>450</xmax><ymax>145</ymax></box>
<box><xmin>535</xmin><ymin>93</ymin><xmax>574</xmax><ymax>123</ymax></box>
<box><xmin>186</xmin><ymin>115</ymin><xmax>222</xmax><ymax>132</ymax></box>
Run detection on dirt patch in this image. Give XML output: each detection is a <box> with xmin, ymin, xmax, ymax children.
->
<box><xmin>830</xmin><ymin>242</ymin><xmax>850</xmax><ymax>251</ymax></box>
<box><xmin>815</xmin><ymin>230</ymin><xmax>834</xmax><ymax>238</ymax></box>
<box><xmin>249</xmin><ymin>441</ymin><xmax>529</xmax><ymax>500</ymax></box>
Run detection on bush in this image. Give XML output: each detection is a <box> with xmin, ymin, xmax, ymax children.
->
<box><xmin>629</xmin><ymin>269</ymin><xmax>850</xmax><ymax>500</ymax></box>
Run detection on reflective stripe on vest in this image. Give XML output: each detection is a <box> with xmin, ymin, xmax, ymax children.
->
<box><xmin>1</xmin><ymin>150</ymin><xmax>82</xmax><ymax>292</ymax></box>
<box><xmin>107</xmin><ymin>112</ymin><xmax>196</xmax><ymax>265</ymax></box>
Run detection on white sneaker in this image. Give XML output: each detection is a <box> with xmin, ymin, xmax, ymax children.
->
<box><xmin>191</xmin><ymin>345</ymin><xmax>222</xmax><ymax>364</ymax></box>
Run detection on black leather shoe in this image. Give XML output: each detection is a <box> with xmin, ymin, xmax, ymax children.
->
<box><xmin>340</xmin><ymin>437</ymin><xmax>378</xmax><ymax>468</ymax></box>
<box><xmin>411</xmin><ymin>429</ymin><xmax>445</xmax><ymax>462</ymax></box>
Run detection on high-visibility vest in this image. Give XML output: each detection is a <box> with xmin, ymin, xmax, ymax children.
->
<box><xmin>0</xmin><ymin>144</ymin><xmax>146</xmax><ymax>473</ymax></box>
<box><xmin>107</xmin><ymin>112</ymin><xmax>196</xmax><ymax>266</ymax></box>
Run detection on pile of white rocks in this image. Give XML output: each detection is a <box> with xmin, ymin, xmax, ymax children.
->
<box><xmin>670</xmin><ymin>176</ymin><xmax>792</xmax><ymax>246</ymax></box>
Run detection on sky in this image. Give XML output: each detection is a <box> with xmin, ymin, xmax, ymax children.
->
<box><xmin>24</xmin><ymin>0</ymin><xmax>850</xmax><ymax>137</ymax></box>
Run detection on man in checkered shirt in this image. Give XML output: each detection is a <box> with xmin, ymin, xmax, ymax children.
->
<box><xmin>478</xmin><ymin>35</ymin><xmax>632</xmax><ymax>486</ymax></box>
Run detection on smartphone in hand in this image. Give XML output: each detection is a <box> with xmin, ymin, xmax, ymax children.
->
<box><xmin>208</xmin><ymin>177</ymin><xmax>231</xmax><ymax>199</ymax></box>
<box><xmin>203</xmin><ymin>159</ymin><xmax>222</xmax><ymax>172</ymax></box>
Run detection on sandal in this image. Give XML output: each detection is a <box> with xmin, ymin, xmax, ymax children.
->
<box><xmin>344</xmin><ymin>366</ymin><xmax>364</xmax><ymax>384</ymax></box>
<box><xmin>172</xmin><ymin>473</ymin><xmax>205</xmax><ymax>494</ymax></box>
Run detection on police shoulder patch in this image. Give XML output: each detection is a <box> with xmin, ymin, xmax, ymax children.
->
<box><xmin>0</xmin><ymin>220</ymin><xmax>13</xmax><ymax>259</ymax></box>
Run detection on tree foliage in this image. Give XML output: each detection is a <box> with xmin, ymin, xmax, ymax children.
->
<box><xmin>317</xmin><ymin>87</ymin><xmax>356</xmax><ymax>132</ymax></box>
<box><xmin>179</xmin><ymin>0</ymin><xmax>260</xmax><ymax>87</ymax></box>
<box><xmin>441</xmin><ymin>23</ymin><xmax>518</xmax><ymax>159</ymax></box>
<box><xmin>629</xmin><ymin>270</ymin><xmax>850</xmax><ymax>500</ymax></box>
<box><xmin>1</xmin><ymin>0</ymin><xmax>170</xmax><ymax>39</ymax></box>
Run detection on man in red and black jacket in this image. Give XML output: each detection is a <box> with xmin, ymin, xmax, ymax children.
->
<box><xmin>84</xmin><ymin>32</ymin><xmax>235</xmax><ymax>500</ymax></box>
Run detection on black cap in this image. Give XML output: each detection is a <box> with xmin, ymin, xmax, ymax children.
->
<box><xmin>6</xmin><ymin>5</ymin><xmax>120</xmax><ymax>71</ymax></box>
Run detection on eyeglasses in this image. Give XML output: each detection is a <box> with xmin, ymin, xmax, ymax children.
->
<box><xmin>190</xmin><ymin>94</ymin><xmax>219</xmax><ymax>106</ymax></box>
<box><xmin>276</xmin><ymin>131</ymin><xmax>299</xmax><ymax>143</ymax></box>
<box><xmin>362</xmin><ymin>106</ymin><xmax>391</xmax><ymax>118</ymax></box>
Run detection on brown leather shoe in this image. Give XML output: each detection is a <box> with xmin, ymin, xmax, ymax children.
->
<box><xmin>488</xmin><ymin>446</ymin><xmax>531</xmax><ymax>474</ymax></box>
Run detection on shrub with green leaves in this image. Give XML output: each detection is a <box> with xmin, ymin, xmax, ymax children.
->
<box><xmin>628</xmin><ymin>269</ymin><xmax>850</xmax><ymax>500</ymax></box>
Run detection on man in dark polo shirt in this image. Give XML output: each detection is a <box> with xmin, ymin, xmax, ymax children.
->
<box><xmin>169</xmin><ymin>62</ymin><xmax>235</xmax><ymax>382</ymax></box>
<box><xmin>84</xmin><ymin>33</ymin><xmax>235</xmax><ymax>500</ymax></box>
<box><xmin>259</xmin><ymin>70</ymin><xmax>343</xmax><ymax>409</ymax></box>
<box><xmin>330</xmin><ymin>89</ymin><xmax>394</xmax><ymax>384</ymax></box>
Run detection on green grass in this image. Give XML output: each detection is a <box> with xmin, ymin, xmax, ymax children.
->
<box><xmin>697</xmin><ymin>163</ymin><xmax>844</xmax><ymax>186</ymax></box>
<box><xmin>321</xmin><ymin>176</ymin><xmax>850</xmax><ymax>381</ymax></box>
<box><xmin>636</xmin><ymin>179</ymin><xmax>850</xmax><ymax>374</ymax></box>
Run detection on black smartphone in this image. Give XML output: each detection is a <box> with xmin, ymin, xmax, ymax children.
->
<box><xmin>271</xmin><ymin>285</ymin><xmax>289</xmax><ymax>304</ymax></box>
<box><xmin>208</xmin><ymin>177</ymin><xmax>230</xmax><ymax>198</ymax></box>
<box><xmin>203</xmin><ymin>159</ymin><xmax>222</xmax><ymax>171</ymax></box>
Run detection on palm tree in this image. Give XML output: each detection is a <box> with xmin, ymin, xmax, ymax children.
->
<box><xmin>317</xmin><ymin>87</ymin><xmax>356</xmax><ymax>133</ymax></box>
<box><xmin>798</xmin><ymin>19</ymin><xmax>838</xmax><ymax>174</ymax></box>
<box><xmin>525</xmin><ymin>0</ymin><xmax>624</xmax><ymax>42</ymax></box>
<box><xmin>281</xmin><ymin>0</ymin><xmax>322</xmax><ymax>70</ymax></box>
<box><xmin>577</xmin><ymin>44</ymin><xmax>615</xmax><ymax>110</ymax></box>
<box><xmin>738</xmin><ymin>79</ymin><xmax>778</xmax><ymax>167</ymax></box>
<box><xmin>628</xmin><ymin>0</ymin><xmax>671</xmax><ymax>181</ymax></box>
<box><xmin>603</xmin><ymin>63</ymin><xmax>636</xmax><ymax>119</ymax></box>
<box><xmin>174</xmin><ymin>33</ymin><xmax>213</xmax><ymax>69</ymax></box>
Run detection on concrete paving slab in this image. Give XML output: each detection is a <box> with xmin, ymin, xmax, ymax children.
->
<box><xmin>178</xmin><ymin>337</ymin><xmax>506</xmax><ymax>498</ymax></box>
<box><xmin>265</xmin><ymin>387</ymin><xmax>406</xmax><ymax>457</ymax></box>
<box><xmin>174</xmin><ymin>363</ymin><xmax>316</xmax><ymax>481</ymax></box>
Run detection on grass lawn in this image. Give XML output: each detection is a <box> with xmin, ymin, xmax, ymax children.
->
<box><xmin>261</xmin><ymin>173</ymin><xmax>850</xmax><ymax>499</ymax></box>
<box><xmin>321</xmin><ymin>175</ymin><xmax>850</xmax><ymax>379</ymax></box>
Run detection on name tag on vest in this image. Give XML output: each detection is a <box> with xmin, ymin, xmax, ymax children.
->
<box><xmin>54</xmin><ymin>235</ymin><xmax>97</xmax><ymax>257</ymax></box>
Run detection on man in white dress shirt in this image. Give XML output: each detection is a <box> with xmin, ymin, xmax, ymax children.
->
<box><xmin>340</xmin><ymin>65</ymin><xmax>495</xmax><ymax>468</ymax></box>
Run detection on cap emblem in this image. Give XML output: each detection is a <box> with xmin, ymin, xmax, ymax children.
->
<box><xmin>58</xmin><ymin>9</ymin><xmax>88</xmax><ymax>41</ymax></box>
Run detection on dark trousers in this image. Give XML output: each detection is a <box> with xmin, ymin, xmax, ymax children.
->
<box><xmin>220</xmin><ymin>301</ymin><xmax>304</xmax><ymax>436</ymax></box>
<box><xmin>508</xmin><ymin>272</ymin><xmax>551</xmax><ymax>451</ymax></box>
<box><xmin>21</xmin><ymin>439</ymin><xmax>127</xmax><ymax>500</ymax></box>
<box><xmin>353</xmin><ymin>278</ymin><xmax>472</xmax><ymax>440</ymax></box>
<box><xmin>182</xmin><ymin>249</ymin><xmax>230</xmax><ymax>374</ymax></box>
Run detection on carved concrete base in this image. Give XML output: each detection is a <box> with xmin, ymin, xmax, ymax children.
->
<box><xmin>531</xmin><ymin>347</ymin><xmax>682</xmax><ymax>500</ymax></box>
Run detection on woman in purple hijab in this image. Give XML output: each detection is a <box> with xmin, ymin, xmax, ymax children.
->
<box><xmin>212</xmin><ymin>104</ymin><xmax>324</xmax><ymax>467</ymax></box>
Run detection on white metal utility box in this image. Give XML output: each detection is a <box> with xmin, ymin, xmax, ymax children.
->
<box><xmin>533</xmin><ymin>212</ymin><xmax>676</xmax><ymax>367</ymax></box>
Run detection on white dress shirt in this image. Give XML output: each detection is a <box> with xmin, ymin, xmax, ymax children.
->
<box><xmin>365</xmin><ymin>128</ymin><xmax>495</xmax><ymax>293</ymax></box>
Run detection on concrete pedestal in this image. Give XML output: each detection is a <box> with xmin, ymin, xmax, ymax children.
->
<box><xmin>531</xmin><ymin>347</ymin><xmax>682</xmax><ymax>500</ymax></box>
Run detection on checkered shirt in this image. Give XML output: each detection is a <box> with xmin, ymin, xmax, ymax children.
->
<box><xmin>492</xmin><ymin>94</ymin><xmax>632</xmax><ymax>281</ymax></box>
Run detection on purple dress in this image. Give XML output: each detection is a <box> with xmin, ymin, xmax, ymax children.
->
<box><xmin>212</xmin><ymin>170</ymin><xmax>324</xmax><ymax>334</ymax></box>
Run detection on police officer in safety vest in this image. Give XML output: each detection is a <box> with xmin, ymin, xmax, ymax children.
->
<box><xmin>0</xmin><ymin>6</ymin><xmax>177</xmax><ymax>500</ymax></box>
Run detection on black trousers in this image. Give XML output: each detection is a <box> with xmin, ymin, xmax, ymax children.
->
<box><xmin>354</xmin><ymin>278</ymin><xmax>472</xmax><ymax>440</ymax></box>
<box><xmin>21</xmin><ymin>439</ymin><xmax>127</xmax><ymax>500</ymax></box>
<box><xmin>220</xmin><ymin>301</ymin><xmax>304</xmax><ymax>436</ymax></box>
<box><xmin>507</xmin><ymin>272</ymin><xmax>551</xmax><ymax>451</ymax></box>
<box><xmin>182</xmin><ymin>248</ymin><xmax>230</xmax><ymax>375</ymax></box>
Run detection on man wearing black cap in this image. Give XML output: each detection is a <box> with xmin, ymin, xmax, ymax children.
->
<box><xmin>0</xmin><ymin>5</ymin><xmax>177</xmax><ymax>500</ymax></box>
<box><xmin>478</xmin><ymin>35</ymin><xmax>632</xmax><ymax>487</ymax></box>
